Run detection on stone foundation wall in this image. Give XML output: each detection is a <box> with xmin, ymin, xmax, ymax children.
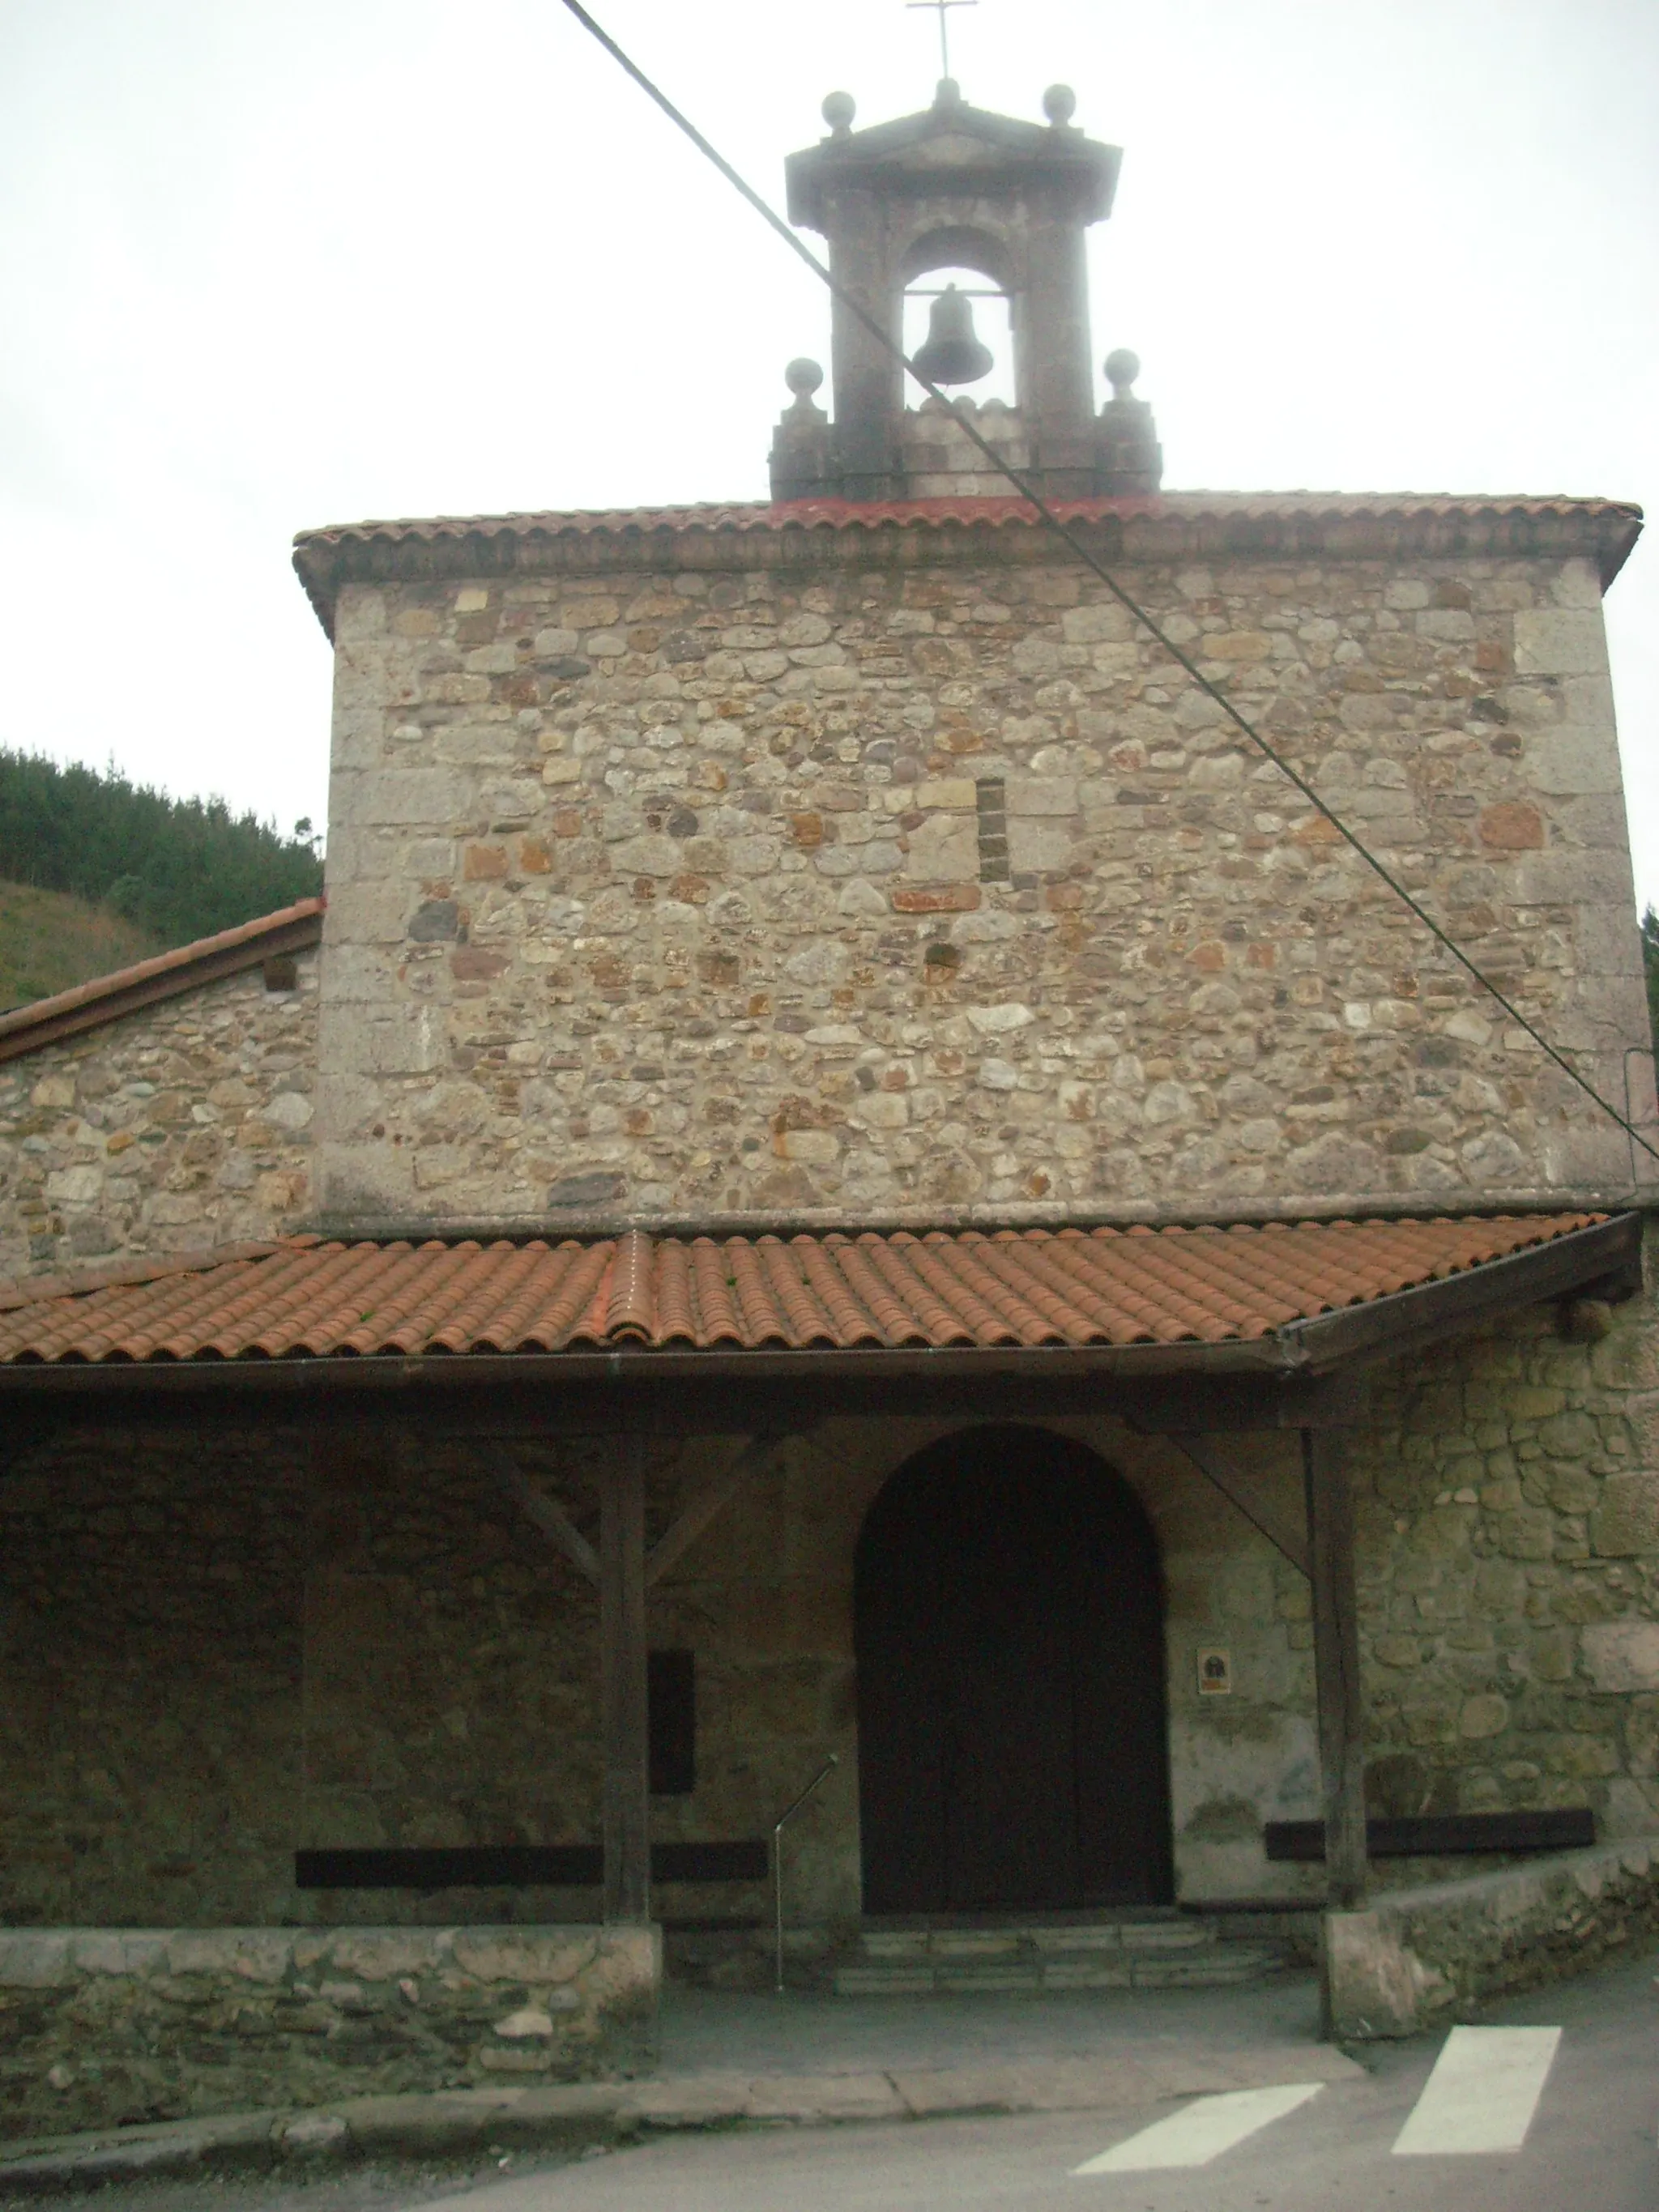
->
<box><xmin>318</xmin><ymin>541</ymin><xmax>1652</xmax><ymax>1231</ymax></box>
<box><xmin>0</xmin><ymin>1923</ymin><xmax>658</xmax><ymax>2142</ymax></box>
<box><xmin>1325</xmin><ymin>1835</ymin><xmax>1659</xmax><ymax>2036</ymax></box>
<box><xmin>0</xmin><ymin>951</ymin><xmax>319</xmax><ymax>1280</ymax></box>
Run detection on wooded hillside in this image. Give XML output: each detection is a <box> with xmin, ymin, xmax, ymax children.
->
<box><xmin>0</xmin><ymin>752</ymin><xmax>322</xmax><ymax>950</ymax></box>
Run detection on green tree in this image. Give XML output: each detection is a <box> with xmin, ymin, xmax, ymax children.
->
<box><xmin>0</xmin><ymin>752</ymin><xmax>322</xmax><ymax>948</ymax></box>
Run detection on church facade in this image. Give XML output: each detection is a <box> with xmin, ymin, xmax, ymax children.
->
<box><xmin>3</xmin><ymin>78</ymin><xmax>1659</xmax><ymax>2135</ymax></box>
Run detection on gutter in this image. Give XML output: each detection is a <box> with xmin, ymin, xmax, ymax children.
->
<box><xmin>0</xmin><ymin>1333</ymin><xmax>1308</xmax><ymax>1401</ymax></box>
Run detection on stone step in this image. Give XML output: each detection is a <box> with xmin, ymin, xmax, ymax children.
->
<box><xmin>835</xmin><ymin>1916</ymin><xmax>1290</xmax><ymax>1997</ymax></box>
<box><xmin>831</xmin><ymin>1938</ymin><xmax>1290</xmax><ymax>1996</ymax></box>
<box><xmin>856</xmin><ymin>1916</ymin><xmax>1217</xmax><ymax>1962</ymax></box>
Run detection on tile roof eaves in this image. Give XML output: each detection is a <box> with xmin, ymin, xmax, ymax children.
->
<box><xmin>292</xmin><ymin>495</ymin><xmax>1643</xmax><ymax>636</ymax></box>
<box><xmin>0</xmin><ymin>1336</ymin><xmax>1311</xmax><ymax>1389</ymax></box>
<box><xmin>0</xmin><ymin>901</ymin><xmax>324</xmax><ymax>1065</ymax></box>
<box><xmin>0</xmin><ymin>1211</ymin><xmax>1625</xmax><ymax>1381</ymax></box>
<box><xmin>1282</xmin><ymin>1211</ymin><xmax>1632</xmax><ymax>1370</ymax></box>
<box><xmin>292</xmin><ymin>492</ymin><xmax>1644</xmax><ymax>548</ymax></box>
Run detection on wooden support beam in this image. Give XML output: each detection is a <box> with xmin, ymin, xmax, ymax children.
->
<box><xmin>646</xmin><ymin>1431</ymin><xmax>788</xmax><ymax>1588</ymax></box>
<box><xmin>601</xmin><ymin>1433</ymin><xmax>650</xmax><ymax>1924</ymax></box>
<box><xmin>1124</xmin><ymin>1374</ymin><xmax>1367</xmax><ymax>1434</ymax></box>
<box><xmin>1167</xmin><ymin>1434</ymin><xmax>1310</xmax><ymax>1578</ymax></box>
<box><xmin>487</xmin><ymin>1447</ymin><xmax>598</xmax><ymax>1583</ymax></box>
<box><xmin>1303</xmin><ymin>1427</ymin><xmax>1367</xmax><ymax>1912</ymax></box>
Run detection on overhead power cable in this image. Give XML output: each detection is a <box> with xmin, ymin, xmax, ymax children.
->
<box><xmin>558</xmin><ymin>0</ymin><xmax>1658</xmax><ymax>1171</ymax></box>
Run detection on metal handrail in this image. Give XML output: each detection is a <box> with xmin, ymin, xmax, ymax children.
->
<box><xmin>772</xmin><ymin>1754</ymin><xmax>838</xmax><ymax>1995</ymax></box>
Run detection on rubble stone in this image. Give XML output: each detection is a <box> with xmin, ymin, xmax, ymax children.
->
<box><xmin>0</xmin><ymin>1921</ymin><xmax>656</xmax><ymax>2137</ymax></box>
<box><xmin>0</xmin><ymin>953</ymin><xmax>319</xmax><ymax>1279</ymax></box>
<box><xmin>311</xmin><ymin>548</ymin><xmax>1649</xmax><ymax>1233</ymax></box>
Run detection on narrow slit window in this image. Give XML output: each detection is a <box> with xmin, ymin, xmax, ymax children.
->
<box><xmin>976</xmin><ymin>777</ymin><xmax>1010</xmax><ymax>882</ymax></box>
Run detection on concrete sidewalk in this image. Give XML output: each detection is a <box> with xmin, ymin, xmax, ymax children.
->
<box><xmin>0</xmin><ymin>1973</ymin><xmax>1365</xmax><ymax>2196</ymax></box>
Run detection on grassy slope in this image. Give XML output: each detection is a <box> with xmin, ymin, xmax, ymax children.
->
<box><xmin>0</xmin><ymin>880</ymin><xmax>164</xmax><ymax>1012</ymax></box>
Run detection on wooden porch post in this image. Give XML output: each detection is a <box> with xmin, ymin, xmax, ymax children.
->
<box><xmin>601</xmin><ymin>1433</ymin><xmax>650</xmax><ymax>1924</ymax></box>
<box><xmin>1302</xmin><ymin>1427</ymin><xmax>1367</xmax><ymax>1910</ymax></box>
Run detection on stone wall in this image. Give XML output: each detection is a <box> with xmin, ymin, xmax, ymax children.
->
<box><xmin>0</xmin><ymin>1406</ymin><xmax>1316</xmax><ymax>1937</ymax></box>
<box><xmin>0</xmin><ymin>1922</ymin><xmax>658</xmax><ymax>2140</ymax></box>
<box><xmin>1324</xmin><ymin>1835</ymin><xmax>1659</xmax><ymax>2036</ymax></box>
<box><xmin>1346</xmin><ymin>1276</ymin><xmax>1659</xmax><ymax>1844</ymax></box>
<box><xmin>3</xmin><ymin>1263</ymin><xmax>1657</xmax><ymax>1942</ymax></box>
<box><xmin>316</xmin><ymin>535</ymin><xmax>1653</xmax><ymax>1234</ymax></box>
<box><xmin>0</xmin><ymin>951</ymin><xmax>319</xmax><ymax>1280</ymax></box>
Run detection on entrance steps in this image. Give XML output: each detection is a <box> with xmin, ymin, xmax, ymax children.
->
<box><xmin>832</xmin><ymin>1910</ymin><xmax>1294</xmax><ymax>1996</ymax></box>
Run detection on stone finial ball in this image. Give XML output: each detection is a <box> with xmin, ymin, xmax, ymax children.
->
<box><xmin>822</xmin><ymin>90</ymin><xmax>855</xmax><ymax>134</ymax></box>
<box><xmin>785</xmin><ymin>357</ymin><xmax>825</xmax><ymax>398</ymax></box>
<box><xmin>1043</xmin><ymin>83</ymin><xmax>1077</xmax><ymax>125</ymax></box>
<box><xmin>1105</xmin><ymin>347</ymin><xmax>1141</xmax><ymax>390</ymax></box>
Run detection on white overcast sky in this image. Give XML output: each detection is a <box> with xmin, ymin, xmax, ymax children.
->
<box><xmin>2</xmin><ymin>0</ymin><xmax>1657</xmax><ymax>899</ymax></box>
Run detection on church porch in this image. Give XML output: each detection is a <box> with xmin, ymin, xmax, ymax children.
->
<box><xmin>1</xmin><ymin>1210</ymin><xmax>1654</xmax><ymax>2133</ymax></box>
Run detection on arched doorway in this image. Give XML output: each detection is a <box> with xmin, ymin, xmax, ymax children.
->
<box><xmin>855</xmin><ymin>1426</ymin><xmax>1172</xmax><ymax>1915</ymax></box>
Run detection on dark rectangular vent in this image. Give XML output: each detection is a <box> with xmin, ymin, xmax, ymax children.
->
<box><xmin>296</xmin><ymin>1847</ymin><xmax>598</xmax><ymax>1890</ymax></box>
<box><xmin>655</xmin><ymin>1840</ymin><xmax>767</xmax><ymax>1882</ymax></box>
<box><xmin>1263</xmin><ymin>1809</ymin><xmax>1594</xmax><ymax>1863</ymax></box>
<box><xmin>650</xmin><ymin>1648</ymin><xmax>696</xmax><ymax>1796</ymax></box>
<box><xmin>294</xmin><ymin>1840</ymin><xmax>768</xmax><ymax>1890</ymax></box>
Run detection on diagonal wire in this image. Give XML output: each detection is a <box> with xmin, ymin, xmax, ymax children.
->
<box><xmin>558</xmin><ymin>0</ymin><xmax>1658</xmax><ymax>1169</ymax></box>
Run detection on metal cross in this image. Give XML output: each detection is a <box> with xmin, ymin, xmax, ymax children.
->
<box><xmin>906</xmin><ymin>0</ymin><xmax>976</xmax><ymax>83</ymax></box>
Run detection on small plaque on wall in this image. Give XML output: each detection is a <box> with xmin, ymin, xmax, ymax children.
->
<box><xmin>1196</xmin><ymin>1647</ymin><xmax>1233</xmax><ymax>1696</ymax></box>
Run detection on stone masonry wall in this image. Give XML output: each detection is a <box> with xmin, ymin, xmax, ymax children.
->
<box><xmin>0</xmin><ymin>951</ymin><xmax>319</xmax><ymax>1280</ymax></box>
<box><xmin>1325</xmin><ymin>1835</ymin><xmax>1659</xmax><ymax>2037</ymax></box>
<box><xmin>0</xmin><ymin>1922</ymin><xmax>658</xmax><ymax>2139</ymax></box>
<box><xmin>317</xmin><ymin>541</ymin><xmax>1652</xmax><ymax>1232</ymax></box>
<box><xmin>1346</xmin><ymin>1271</ymin><xmax>1659</xmax><ymax>1843</ymax></box>
<box><xmin>3</xmin><ymin>1269</ymin><xmax>1657</xmax><ymax>1950</ymax></box>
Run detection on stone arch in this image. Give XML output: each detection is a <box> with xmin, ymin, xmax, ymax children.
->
<box><xmin>897</xmin><ymin>224</ymin><xmax>1016</xmax><ymax>292</ymax></box>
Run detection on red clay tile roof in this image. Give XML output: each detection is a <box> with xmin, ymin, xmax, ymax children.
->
<box><xmin>0</xmin><ymin>1213</ymin><xmax>1611</xmax><ymax>1370</ymax></box>
<box><xmin>0</xmin><ymin>899</ymin><xmax>324</xmax><ymax>1067</ymax></box>
<box><xmin>291</xmin><ymin>492</ymin><xmax>1643</xmax><ymax>637</ymax></box>
<box><xmin>294</xmin><ymin>492</ymin><xmax>1641</xmax><ymax>549</ymax></box>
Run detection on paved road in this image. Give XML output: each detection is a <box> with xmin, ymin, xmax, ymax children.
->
<box><xmin>423</xmin><ymin>1951</ymin><xmax>1658</xmax><ymax>2212</ymax></box>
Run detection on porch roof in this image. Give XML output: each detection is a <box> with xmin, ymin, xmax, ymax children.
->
<box><xmin>0</xmin><ymin>1210</ymin><xmax>1636</xmax><ymax>1396</ymax></box>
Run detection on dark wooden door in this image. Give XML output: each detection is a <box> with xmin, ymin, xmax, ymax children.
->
<box><xmin>855</xmin><ymin>1426</ymin><xmax>1171</xmax><ymax>1914</ymax></box>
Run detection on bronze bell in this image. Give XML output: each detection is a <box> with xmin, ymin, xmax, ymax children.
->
<box><xmin>912</xmin><ymin>283</ymin><xmax>993</xmax><ymax>386</ymax></box>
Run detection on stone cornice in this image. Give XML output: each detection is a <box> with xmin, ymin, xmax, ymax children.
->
<box><xmin>292</xmin><ymin>493</ymin><xmax>1644</xmax><ymax>640</ymax></box>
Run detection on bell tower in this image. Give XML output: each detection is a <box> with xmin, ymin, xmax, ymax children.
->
<box><xmin>770</xmin><ymin>79</ymin><xmax>1161</xmax><ymax>503</ymax></box>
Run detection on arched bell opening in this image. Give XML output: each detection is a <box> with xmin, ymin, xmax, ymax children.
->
<box><xmin>854</xmin><ymin>1423</ymin><xmax>1174</xmax><ymax>1916</ymax></box>
<box><xmin>898</xmin><ymin>224</ymin><xmax>1014</xmax><ymax>293</ymax></box>
<box><xmin>898</xmin><ymin>227</ymin><xmax>1017</xmax><ymax>407</ymax></box>
<box><xmin>902</xmin><ymin>267</ymin><xmax>1013</xmax><ymax>403</ymax></box>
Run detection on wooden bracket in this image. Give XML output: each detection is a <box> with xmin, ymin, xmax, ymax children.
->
<box><xmin>487</xmin><ymin>1446</ymin><xmax>599</xmax><ymax>1583</ymax></box>
<box><xmin>646</xmin><ymin>1430</ymin><xmax>791</xmax><ymax>1587</ymax></box>
<box><xmin>1166</xmin><ymin>1433</ymin><xmax>1310</xmax><ymax>1579</ymax></box>
<box><xmin>489</xmin><ymin>1431</ymin><xmax>796</xmax><ymax>1592</ymax></box>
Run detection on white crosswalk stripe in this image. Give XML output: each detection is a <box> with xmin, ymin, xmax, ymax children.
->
<box><xmin>1392</xmin><ymin>2024</ymin><xmax>1561</xmax><ymax>2155</ymax></box>
<box><xmin>1072</xmin><ymin>2082</ymin><xmax>1324</xmax><ymax>2173</ymax></box>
